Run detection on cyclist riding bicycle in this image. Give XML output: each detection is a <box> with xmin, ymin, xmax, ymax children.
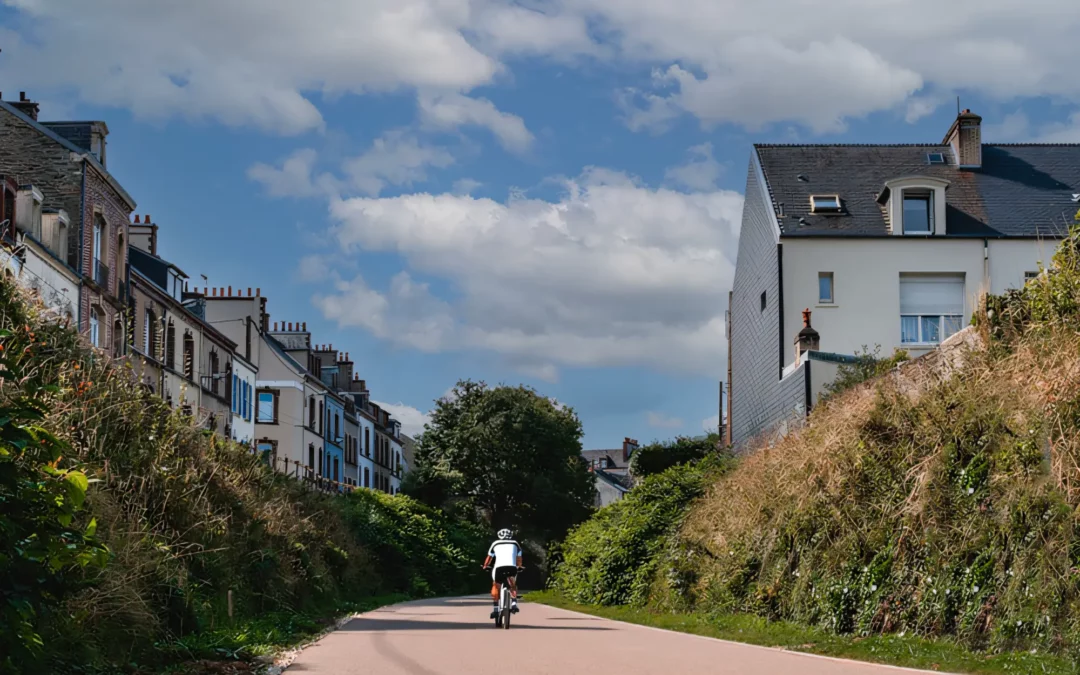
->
<box><xmin>482</xmin><ymin>528</ymin><xmax>523</xmax><ymax>619</ymax></box>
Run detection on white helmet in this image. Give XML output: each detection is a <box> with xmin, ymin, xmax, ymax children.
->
<box><xmin>497</xmin><ymin>528</ymin><xmax>513</xmax><ymax>540</ymax></box>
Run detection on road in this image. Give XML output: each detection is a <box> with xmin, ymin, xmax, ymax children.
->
<box><xmin>283</xmin><ymin>596</ymin><xmax>947</xmax><ymax>674</ymax></box>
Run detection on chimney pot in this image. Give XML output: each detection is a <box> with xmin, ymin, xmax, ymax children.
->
<box><xmin>256</xmin><ymin>287</ymin><xmax>261</xmax><ymax>296</ymax></box>
<box><xmin>134</xmin><ymin>215</ymin><xmax>141</xmax><ymax>223</ymax></box>
<box><xmin>145</xmin><ymin>214</ymin><xmax>150</xmax><ymax>222</ymax></box>
<box><xmin>944</xmin><ymin>108</ymin><xmax>982</xmax><ymax>169</ymax></box>
<box><xmin>302</xmin><ymin>322</ymin><xmax>306</xmax><ymax>331</ymax></box>
<box><xmin>227</xmin><ymin>285</ymin><xmax>232</xmax><ymax>296</ymax></box>
<box><xmin>211</xmin><ymin>288</ymin><xmax>217</xmax><ymax>297</ymax></box>
<box><xmin>247</xmin><ymin>287</ymin><xmax>252</xmax><ymax>297</ymax></box>
<box><xmin>19</xmin><ymin>92</ymin><xmax>26</xmax><ymax>101</ymax></box>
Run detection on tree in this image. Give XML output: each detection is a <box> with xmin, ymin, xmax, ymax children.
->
<box><xmin>406</xmin><ymin>380</ymin><xmax>594</xmax><ymax>544</ymax></box>
<box><xmin>628</xmin><ymin>433</ymin><xmax>722</xmax><ymax>478</ymax></box>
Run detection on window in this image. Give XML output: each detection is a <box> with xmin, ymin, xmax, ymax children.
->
<box><xmin>818</xmin><ymin>272</ymin><xmax>834</xmax><ymax>304</ymax></box>
<box><xmin>165</xmin><ymin>320</ymin><xmax>176</xmax><ymax>368</ymax></box>
<box><xmin>334</xmin><ymin>458</ymin><xmax>340</xmax><ymax>483</ymax></box>
<box><xmin>319</xmin><ymin>401</ymin><xmax>324</xmax><ymax>435</ymax></box>
<box><xmin>365</xmin><ymin>428</ymin><xmax>370</xmax><ymax>456</ymax></box>
<box><xmin>183</xmin><ymin>332</ymin><xmax>195</xmax><ymax>379</ymax></box>
<box><xmin>209</xmin><ymin>351</ymin><xmax>220</xmax><ymax>395</ymax></box>
<box><xmin>257</xmin><ymin>389</ymin><xmax>278</xmax><ymax>423</ymax></box>
<box><xmin>112</xmin><ymin>318</ymin><xmax>123</xmax><ymax>356</ymax></box>
<box><xmin>245</xmin><ymin>320</ymin><xmax>252</xmax><ymax>361</ymax></box>
<box><xmin>308</xmin><ymin>395</ymin><xmax>316</xmax><ymax>429</ymax></box>
<box><xmin>308</xmin><ymin>444</ymin><xmax>315</xmax><ymax>472</ymax></box>
<box><xmin>232</xmin><ymin>375</ymin><xmax>240</xmax><ymax>414</ymax></box>
<box><xmin>256</xmin><ymin>441</ymin><xmax>276</xmax><ymax>468</ymax></box>
<box><xmin>144</xmin><ymin>309</ymin><xmax>157</xmax><ymax>358</ymax></box>
<box><xmin>335</xmin><ymin>413</ymin><xmax>340</xmax><ymax>441</ymax></box>
<box><xmin>760</xmin><ymin>291</ymin><xmax>767</xmax><ymax>312</ymax></box>
<box><xmin>1025</xmin><ymin>271</ymin><xmax>1039</xmax><ymax>283</ymax></box>
<box><xmin>927</xmin><ymin>153</ymin><xmax>945</xmax><ymax>164</ymax></box>
<box><xmin>810</xmin><ymin>195</ymin><xmax>842</xmax><ymax>213</ymax></box>
<box><xmin>364</xmin><ymin>468</ymin><xmax>370</xmax><ymax>488</ymax></box>
<box><xmin>900</xmin><ymin>274</ymin><xmax>964</xmax><ymax>345</ymax></box>
<box><xmin>89</xmin><ymin>307</ymin><xmax>100</xmax><ymax>347</ymax></box>
<box><xmin>902</xmin><ymin>192</ymin><xmax>932</xmax><ymax>234</ymax></box>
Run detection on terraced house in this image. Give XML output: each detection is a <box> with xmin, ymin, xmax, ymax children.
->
<box><xmin>0</xmin><ymin>94</ymin><xmax>136</xmax><ymax>351</ymax></box>
<box><xmin>727</xmin><ymin>109</ymin><xmax>1080</xmax><ymax>448</ymax></box>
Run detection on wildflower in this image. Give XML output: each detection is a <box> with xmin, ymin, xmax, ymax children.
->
<box><xmin>973</xmin><ymin>586</ymin><xmax>980</xmax><ymax>593</ymax></box>
<box><xmin>871</xmin><ymin>584</ymin><xmax>878</xmax><ymax>592</ymax></box>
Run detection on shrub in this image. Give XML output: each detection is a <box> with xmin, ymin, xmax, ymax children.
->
<box><xmin>551</xmin><ymin>454</ymin><xmax>732</xmax><ymax>607</ymax></box>
<box><xmin>821</xmin><ymin>345</ymin><xmax>909</xmax><ymax>401</ymax></box>
<box><xmin>629</xmin><ymin>433</ymin><xmax>722</xmax><ymax>478</ymax></box>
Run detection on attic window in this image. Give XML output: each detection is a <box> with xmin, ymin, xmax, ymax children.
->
<box><xmin>810</xmin><ymin>195</ymin><xmax>842</xmax><ymax>213</ymax></box>
<box><xmin>927</xmin><ymin>153</ymin><xmax>945</xmax><ymax>164</ymax></box>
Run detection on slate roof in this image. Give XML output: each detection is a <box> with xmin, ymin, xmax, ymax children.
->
<box><xmin>581</xmin><ymin>448</ymin><xmax>629</xmax><ymax>470</ymax></box>
<box><xmin>594</xmin><ymin>469</ymin><xmax>632</xmax><ymax>493</ymax></box>
<box><xmin>0</xmin><ymin>101</ymin><xmax>137</xmax><ymax>210</ymax></box>
<box><xmin>756</xmin><ymin>143</ymin><xmax>1080</xmax><ymax>237</ymax></box>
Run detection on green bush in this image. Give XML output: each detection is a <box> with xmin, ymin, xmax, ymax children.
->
<box><xmin>629</xmin><ymin>433</ymin><xmax>722</xmax><ymax>478</ymax></box>
<box><xmin>821</xmin><ymin>345</ymin><xmax>909</xmax><ymax>401</ymax></box>
<box><xmin>0</xmin><ymin>276</ymin><xmax>485</xmax><ymax>673</ymax></box>
<box><xmin>551</xmin><ymin>454</ymin><xmax>731</xmax><ymax>606</ymax></box>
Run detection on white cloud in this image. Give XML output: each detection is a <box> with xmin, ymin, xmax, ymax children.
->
<box><xmin>647</xmin><ymin>411</ymin><xmax>683</xmax><ymax>429</ymax></box>
<box><xmin>664</xmin><ymin>143</ymin><xmax>722</xmax><ymax>191</ymax></box>
<box><xmin>315</xmin><ymin>167</ymin><xmax>743</xmax><ymax>376</ymax></box>
<box><xmin>702</xmin><ymin>414</ymin><xmax>721</xmax><ymax>433</ymax></box>
<box><xmin>983</xmin><ymin>110</ymin><xmax>1080</xmax><ymax>143</ymax></box>
<box><xmin>418</xmin><ymin>92</ymin><xmax>534</xmax><ymax>153</ymax></box>
<box><xmin>452</xmin><ymin>178</ymin><xmax>483</xmax><ymax>195</ymax></box>
<box><xmin>343</xmin><ymin>130</ymin><xmax>455</xmax><ymax>196</ymax></box>
<box><xmin>8</xmin><ymin>1</ymin><xmax>1080</xmax><ymax>137</ymax></box>
<box><xmin>1</xmin><ymin>0</ymin><xmax>501</xmax><ymax>134</ymax></box>
<box><xmin>372</xmin><ymin>400</ymin><xmax>431</xmax><ymax>437</ymax></box>
<box><xmin>248</xmin><ymin>148</ymin><xmax>337</xmax><ymax>198</ymax></box>
<box><xmin>517</xmin><ymin>363</ymin><xmax>560</xmax><ymax>383</ymax></box>
<box><xmin>248</xmin><ymin>131</ymin><xmax>453</xmax><ymax>199</ymax></box>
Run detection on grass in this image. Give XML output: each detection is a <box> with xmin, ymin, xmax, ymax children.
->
<box><xmin>526</xmin><ymin>591</ymin><xmax>1078</xmax><ymax>675</ymax></box>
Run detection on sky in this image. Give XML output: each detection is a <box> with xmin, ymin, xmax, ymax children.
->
<box><xmin>2</xmin><ymin>0</ymin><xmax>1080</xmax><ymax>447</ymax></box>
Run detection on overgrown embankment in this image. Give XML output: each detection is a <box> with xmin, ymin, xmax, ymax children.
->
<box><xmin>557</xmin><ymin>224</ymin><xmax>1080</xmax><ymax>657</ymax></box>
<box><xmin>0</xmin><ymin>277</ymin><xmax>486</xmax><ymax>675</ymax></box>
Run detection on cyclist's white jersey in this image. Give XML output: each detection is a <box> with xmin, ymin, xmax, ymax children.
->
<box><xmin>488</xmin><ymin>539</ymin><xmax>521</xmax><ymax>570</ymax></box>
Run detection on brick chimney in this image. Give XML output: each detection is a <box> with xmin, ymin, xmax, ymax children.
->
<box><xmin>8</xmin><ymin>92</ymin><xmax>40</xmax><ymax>121</ymax></box>
<box><xmin>794</xmin><ymin>308</ymin><xmax>820</xmax><ymax>362</ymax></box>
<box><xmin>622</xmin><ymin>437</ymin><xmax>639</xmax><ymax>462</ymax></box>
<box><xmin>129</xmin><ymin>214</ymin><xmax>158</xmax><ymax>255</ymax></box>
<box><xmin>943</xmin><ymin>109</ymin><xmax>982</xmax><ymax>169</ymax></box>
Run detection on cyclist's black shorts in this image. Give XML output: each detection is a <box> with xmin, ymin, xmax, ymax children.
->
<box><xmin>494</xmin><ymin>566</ymin><xmax>517</xmax><ymax>584</ymax></box>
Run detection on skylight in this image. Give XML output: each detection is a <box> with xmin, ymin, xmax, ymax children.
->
<box><xmin>810</xmin><ymin>195</ymin><xmax>842</xmax><ymax>213</ymax></box>
<box><xmin>927</xmin><ymin>153</ymin><xmax>945</xmax><ymax>164</ymax></box>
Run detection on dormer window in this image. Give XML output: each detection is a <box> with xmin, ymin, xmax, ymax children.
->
<box><xmin>878</xmin><ymin>176</ymin><xmax>950</xmax><ymax>237</ymax></box>
<box><xmin>810</xmin><ymin>195</ymin><xmax>842</xmax><ymax>213</ymax></box>
<box><xmin>902</xmin><ymin>191</ymin><xmax>933</xmax><ymax>235</ymax></box>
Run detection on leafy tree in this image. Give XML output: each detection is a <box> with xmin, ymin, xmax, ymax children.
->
<box><xmin>406</xmin><ymin>379</ymin><xmax>594</xmax><ymax>543</ymax></box>
<box><xmin>628</xmin><ymin>433</ymin><xmax>722</xmax><ymax>478</ymax></box>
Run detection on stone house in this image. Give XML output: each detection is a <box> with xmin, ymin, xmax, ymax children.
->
<box><xmin>0</xmin><ymin>95</ymin><xmax>136</xmax><ymax>353</ymax></box>
<box><xmin>727</xmin><ymin>109</ymin><xmax>1080</xmax><ymax>448</ymax></box>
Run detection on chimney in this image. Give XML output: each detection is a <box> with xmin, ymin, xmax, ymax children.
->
<box><xmin>943</xmin><ymin>109</ymin><xmax>982</xmax><ymax>169</ymax></box>
<box><xmin>302</xmin><ymin>322</ymin><xmax>306</xmax><ymax>331</ymax></box>
<box><xmin>10</xmin><ymin>92</ymin><xmax>40</xmax><ymax>121</ymax></box>
<box><xmin>622</xmin><ymin>437</ymin><xmax>639</xmax><ymax>462</ymax></box>
<box><xmin>134</xmin><ymin>215</ymin><xmax>141</xmax><ymax>223</ymax></box>
<box><xmin>794</xmin><ymin>308</ymin><xmax>821</xmax><ymax>362</ymax></box>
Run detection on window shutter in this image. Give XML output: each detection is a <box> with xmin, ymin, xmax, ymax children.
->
<box><xmin>899</xmin><ymin>275</ymin><xmax>964</xmax><ymax>315</ymax></box>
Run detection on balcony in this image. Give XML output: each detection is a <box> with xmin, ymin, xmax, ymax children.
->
<box><xmin>93</xmin><ymin>257</ymin><xmax>109</xmax><ymax>289</ymax></box>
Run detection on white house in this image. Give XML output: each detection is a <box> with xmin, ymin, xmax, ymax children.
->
<box><xmin>12</xmin><ymin>186</ymin><xmax>79</xmax><ymax>323</ymax></box>
<box><xmin>727</xmin><ymin>109</ymin><xmax>1079</xmax><ymax>448</ymax></box>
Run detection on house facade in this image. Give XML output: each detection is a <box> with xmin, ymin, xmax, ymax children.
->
<box><xmin>11</xmin><ymin>184</ymin><xmax>79</xmax><ymax>323</ymax></box>
<box><xmin>0</xmin><ymin>96</ymin><xmax>136</xmax><ymax>354</ymax></box>
<box><xmin>727</xmin><ymin>109</ymin><xmax>1079</xmax><ymax>448</ymax></box>
<box><xmin>582</xmin><ymin>438</ymin><xmax>638</xmax><ymax>507</ymax></box>
<box><xmin>230</xmin><ymin>355</ymin><xmax>256</xmax><ymax>447</ymax></box>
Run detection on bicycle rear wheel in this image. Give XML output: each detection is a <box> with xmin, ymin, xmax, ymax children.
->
<box><xmin>501</xmin><ymin>585</ymin><xmax>511</xmax><ymax>629</ymax></box>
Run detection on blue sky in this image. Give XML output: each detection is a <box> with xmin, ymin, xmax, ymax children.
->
<box><xmin>2</xmin><ymin>0</ymin><xmax>1080</xmax><ymax>446</ymax></box>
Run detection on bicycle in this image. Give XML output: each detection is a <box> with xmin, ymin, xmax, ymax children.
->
<box><xmin>487</xmin><ymin>566</ymin><xmax>523</xmax><ymax>629</ymax></box>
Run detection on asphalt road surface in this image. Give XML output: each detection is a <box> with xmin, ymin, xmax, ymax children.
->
<box><xmin>283</xmin><ymin>596</ymin><xmax>948</xmax><ymax>674</ymax></box>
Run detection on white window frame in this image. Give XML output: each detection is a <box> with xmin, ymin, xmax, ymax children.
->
<box><xmin>810</xmin><ymin>194</ymin><xmax>842</xmax><ymax>213</ymax></box>
<box><xmin>899</xmin><ymin>274</ymin><xmax>965</xmax><ymax>346</ymax></box>
<box><xmin>901</xmin><ymin>190</ymin><xmax>933</xmax><ymax>235</ymax></box>
<box><xmin>89</xmin><ymin>307</ymin><xmax>100</xmax><ymax>347</ymax></box>
<box><xmin>818</xmin><ymin>272</ymin><xmax>834</xmax><ymax>304</ymax></box>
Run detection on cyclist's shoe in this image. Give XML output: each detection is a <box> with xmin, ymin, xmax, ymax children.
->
<box><xmin>511</xmin><ymin>600</ymin><xmax>519</xmax><ymax>614</ymax></box>
<box><xmin>490</xmin><ymin>607</ymin><xmax>499</xmax><ymax>619</ymax></box>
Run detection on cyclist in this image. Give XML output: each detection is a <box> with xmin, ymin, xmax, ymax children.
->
<box><xmin>482</xmin><ymin>528</ymin><xmax>523</xmax><ymax>618</ymax></box>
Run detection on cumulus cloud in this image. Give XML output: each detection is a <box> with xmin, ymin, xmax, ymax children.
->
<box><xmin>314</xmin><ymin>167</ymin><xmax>742</xmax><ymax>376</ymax></box>
<box><xmin>984</xmin><ymin>110</ymin><xmax>1080</xmax><ymax>143</ymax></box>
<box><xmin>418</xmin><ymin>92</ymin><xmax>534</xmax><ymax>153</ymax></box>
<box><xmin>702</xmin><ymin>414</ymin><xmax>721</xmax><ymax>433</ymax></box>
<box><xmin>8</xmin><ymin>0</ymin><xmax>1080</xmax><ymax>136</ymax></box>
<box><xmin>664</xmin><ymin>143</ymin><xmax>722</xmax><ymax>191</ymax></box>
<box><xmin>647</xmin><ymin>411</ymin><xmax>683</xmax><ymax>429</ymax></box>
<box><xmin>248</xmin><ymin>149</ymin><xmax>337</xmax><ymax>198</ymax></box>
<box><xmin>372</xmin><ymin>400</ymin><xmax>431</xmax><ymax>437</ymax></box>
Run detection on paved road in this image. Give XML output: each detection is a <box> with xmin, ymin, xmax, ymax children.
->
<box><xmin>284</xmin><ymin>597</ymin><xmax>946</xmax><ymax>674</ymax></box>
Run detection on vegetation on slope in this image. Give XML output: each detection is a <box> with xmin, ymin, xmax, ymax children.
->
<box><xmin>627</xmin><ymin>433</ymin><xmax>722</xmax><ymax>478</ymax></box>
<box><xmin>0</xmin><ymin>277</ymin><xmax>486</xmax><ymax>674</ymax></box>
<box><xmin>550</xmin><ymin>453</ymin><xmax>732</xmax><ymax>606</ymax></box>
<box><xmin>653</xmin><ymin>221</ymin><xmax>1080</xmax><ymax>654</ymax></box>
